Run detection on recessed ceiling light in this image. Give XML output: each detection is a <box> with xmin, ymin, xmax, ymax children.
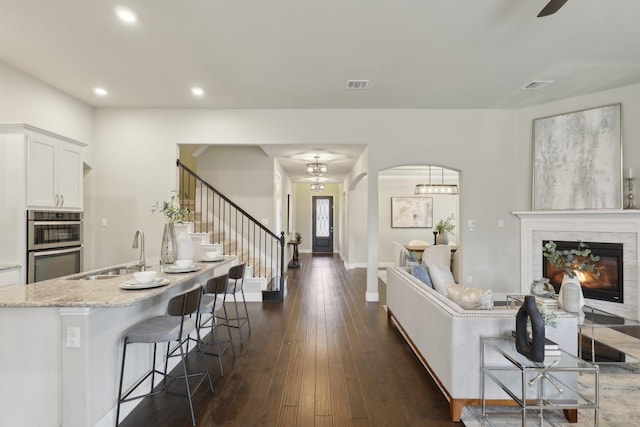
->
<box><xmin>191</xmin><ymin>87</ymin><xmax>205</xmax><ymax>97</ymax></box>
<box><xmin>93</xmin><ymin>87</ymin><xmax>108</xmax><ymax>96</ymax></box>
<box><xmin>115</xmin><ymin>7</ymin><xmax>138</xmax><ymax>24</ymax></box>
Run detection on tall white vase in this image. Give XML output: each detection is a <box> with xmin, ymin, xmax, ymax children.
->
<box><xmin>558</xmin><ymin>274</ymin><xmax>584</xmax><ymax>313</ymax></box>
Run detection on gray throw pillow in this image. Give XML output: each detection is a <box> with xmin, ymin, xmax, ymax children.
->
<box><xmin>411</xmin><ymin>264</ymin><xmax>433</xmax><ymax>288</ymax></box>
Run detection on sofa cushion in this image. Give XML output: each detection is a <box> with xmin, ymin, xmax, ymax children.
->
<box><xmin>411</xmin><ymin>264</ymin><xmax>433</xmax><ymax>288</ymax></box>
<box><xmin>429</xmin><ymin>264</ymin><xmax>455</xmax><ymax>295</ymax></box>
<box><xmin>446</xmin><ymin>283</ymin><xmax>493</xmax><ymax>310</ymax></box>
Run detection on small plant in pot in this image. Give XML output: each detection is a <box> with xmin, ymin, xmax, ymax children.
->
<box><xmin>434</xmin><ymin>214</ymin><xmax>455</xmax><ymax>245</ymax></box>
<box><xmin>294</xmin><ymin>232</ymin><xmax>302</xmax><ymax>242</ymax></box>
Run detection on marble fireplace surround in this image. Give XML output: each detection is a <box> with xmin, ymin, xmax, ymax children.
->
<box><xmin>514</xmin><ymin>210</ymin><xmax>640</xmax><ymax>320</ymax></box>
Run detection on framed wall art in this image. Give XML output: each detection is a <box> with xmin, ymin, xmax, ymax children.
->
<box><xmin>391</xmin><ymin>197</ymin><xmax>433</xmax><ymax>228</ymax></box>
<box><xmin>533</xmin><ymin>103</ymin><xmax>622</xmax><ymax>210</ymax></box>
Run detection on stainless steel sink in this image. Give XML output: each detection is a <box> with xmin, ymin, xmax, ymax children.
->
<box><xmin>68</xmin><ymin>264</ymin><xmax>145</xmax><ymax>280</ymax></box>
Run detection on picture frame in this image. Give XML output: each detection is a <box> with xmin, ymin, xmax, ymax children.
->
<box><xmin>533</xmin><ymin>103</ymin><xmax>622</xmax><ymax>210</ymax></box>
<box><xmin>391</xmin><ymin>197</ymin><xmax>433</xmax><ymax>228</ymax></box>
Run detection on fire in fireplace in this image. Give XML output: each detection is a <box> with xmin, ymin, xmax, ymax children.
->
<box><xmin>542</xmin><ymin>240</ymin><xmax>624</xmax><ymax>303</ymax></box>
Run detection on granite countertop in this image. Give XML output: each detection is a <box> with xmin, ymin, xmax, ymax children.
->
<box><xmin>0</xmin><ymin>264</ymin><xmax>21</xmax><ymax>271</ymax></box>
<box><xmin>0</xmin><ymin>257</ymin><xmax>235</xmax><ymax>308</ymax></box>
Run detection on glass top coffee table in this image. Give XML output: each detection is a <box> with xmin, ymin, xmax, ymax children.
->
<box><xmin>579</xmin><ymin>305</ymin><xmax>640</xmax><ymax>364</ymax></box>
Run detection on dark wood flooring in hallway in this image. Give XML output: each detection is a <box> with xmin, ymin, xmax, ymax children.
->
<box><xmin>119</xmin><ymin>254</ymin><xmax>461</xmax><ymax>426</ymax></box>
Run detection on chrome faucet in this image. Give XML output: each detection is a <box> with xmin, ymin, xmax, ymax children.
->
<box><xmin>132</xmin><ymin>230</ymin><xmax>146</xmax><ymax>271</ymax></box>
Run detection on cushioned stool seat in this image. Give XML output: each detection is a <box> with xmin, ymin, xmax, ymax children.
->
<box><xmin>115</xmin><ymin>285</ymin><xmax>213</xmax><ymax>426</ymax></box>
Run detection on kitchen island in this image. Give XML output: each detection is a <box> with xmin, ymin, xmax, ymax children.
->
<box><xmin>0</xmin><ymin>256</ymin><xmax>236</xmax><ymax>427</ymax></box>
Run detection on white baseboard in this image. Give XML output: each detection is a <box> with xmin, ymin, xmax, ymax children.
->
<box><xmin>344</xmin><ymin>262</ymin><xmax>367</xmax><ymax>270</ymax></box>
<box><xmin>365</xmin><ymin>291</ymin><xmax>379</xmax><ymax>302</ymax></box>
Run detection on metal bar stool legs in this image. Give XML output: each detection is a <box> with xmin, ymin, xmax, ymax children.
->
<box><xmin>115</xmin><ymin>285</ymin><xmax>213</xmax><ymax>426</ymax></box>
<box><xmin>195</xmin><ymin>274</ymin><xmax>235</xmax><ymax>376</ymax></box>
<box><xmin>225</xmin><ymin>263</ymin><xmax>251</xmax><ymax>345</ymax></box>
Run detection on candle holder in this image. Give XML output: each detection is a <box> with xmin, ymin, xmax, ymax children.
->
<box><xmin>626</xmin><ymin>177</ymin><xmax>636</xmax><ymax>209</ymax></box>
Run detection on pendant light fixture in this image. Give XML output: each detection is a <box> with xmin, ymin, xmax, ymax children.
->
<box><xmin>310</xmin><ymin>179</ymin><xmax>325</xmax><ymax>191</ymax></box>
<box><xmin>306</xmin><ymin>156</ymin><xmax>328</xmax><ymax>177</ymax></box>
<box><xmin>415</xmin><ymin>167</ymin><xmax>459</xmax><ymax>195</ymax></box>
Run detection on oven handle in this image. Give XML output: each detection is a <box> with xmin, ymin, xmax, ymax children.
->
<box><xmin>32</xmin><ymin>221</ymin><xmax>83</xmax><ymax>226</ymax></box>
<box><xmin>32</xmin><ymin>246</ymin><xmax>83</xmax><ymax>257</ymax></box>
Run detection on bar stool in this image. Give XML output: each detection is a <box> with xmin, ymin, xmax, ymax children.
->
<box><xmin>115</xmin><ymin>285</ymin><xmax>213</xmax><ymax>426</ymax></box>
<box><xmin>196</xmin><ymin>273</ymin><xmax>235</xmax><ymax>376</ymax></box>
<box><xmin>225</xmin><ymin>263</ymin><xmax>251</xmax><ymax>344</ymax></box>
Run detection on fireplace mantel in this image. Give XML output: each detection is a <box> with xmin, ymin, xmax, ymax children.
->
<box><xmin>514</xmin><ymin>209</ymin><xmax>640</xmax><ymax>320</ymax></box>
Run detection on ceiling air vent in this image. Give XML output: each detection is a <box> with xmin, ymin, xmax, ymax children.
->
<box><xmin>346</xmin><ymin>80</ymin><xmax>369</xmax><ymax>90</ymax></box>
<box><xmin>522</xmin><ymin>80</ymin><xmax>554</xmax><ymax>90</ymax></box>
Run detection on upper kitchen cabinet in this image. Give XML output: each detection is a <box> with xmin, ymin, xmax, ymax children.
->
<box><xmin>27</xmin><ymin>134</ymin><xmax>83</xmax><ymax>210</ymax></box>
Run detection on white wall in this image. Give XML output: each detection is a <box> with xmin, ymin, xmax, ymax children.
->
<box><xmin>88</xmin><ymin>108</ymin><xmax>522</xmax><ymax>292</ymax></box>
<box><xmin>196</xmin><ymin>145</ymin><xmax>275</xmax><ymax>226</ymax></box>
<box><xmin>0</xmin><ymin>61</ymin><xmax>93</xmax><ymax>148</ymax></box>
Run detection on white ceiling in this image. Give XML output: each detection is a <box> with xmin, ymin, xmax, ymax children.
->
<box><xmin>3</xmin><ymin>0</ymin><xmax>640</xmax><ymax>182</ymax></box>
<box><xmin>1</xmin><ymin>0</ymin><xmax>639</xmax><ymax>111</ymax></box>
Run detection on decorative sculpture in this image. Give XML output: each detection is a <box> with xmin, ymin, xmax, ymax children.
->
<box><xmin>515</xmin><ymin>295</ymin><xmax>546</xmax><ymax>362</ymax></box>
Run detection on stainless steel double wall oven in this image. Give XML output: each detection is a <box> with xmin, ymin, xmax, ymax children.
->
<box><xmin>27</xmin><ymin>210</ymin><xmax>83</xmax><ymax>283</ymax></box>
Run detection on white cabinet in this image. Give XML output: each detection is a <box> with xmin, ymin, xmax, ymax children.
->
<box><xmin>27</xmin><ymin>134</ymin><xmax>83</xmax><ymax>210</ymax></box>
<box><xmin>0</xmin><ymin>268</ymin><xmax>21</xmax><ymax>288</ymax></box>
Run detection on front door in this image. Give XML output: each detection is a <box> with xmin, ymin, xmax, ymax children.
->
<box><xmin>312</xmin><ymin>196</ymin><xmax>333</xmax><ymax>253</ymax></box>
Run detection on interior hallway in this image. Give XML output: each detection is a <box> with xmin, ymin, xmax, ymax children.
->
<box><xmin>119</xmin><ymin>253</ymin><xmax>459</xmax><ymax>426</ymax></box>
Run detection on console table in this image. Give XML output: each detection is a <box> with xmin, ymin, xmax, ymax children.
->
<box><xmin>287</xmin><ymin>240</ymin><xmax>301</xmax><ymax>268</ymax></box>
<box><xmin>481</xmin><ymin>336</ymin><xmax>599</xmax><ymax>426</ymax></box>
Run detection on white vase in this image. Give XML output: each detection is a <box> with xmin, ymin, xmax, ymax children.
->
<box><xmin>558</xmin><ymin>274</ymin><xmax>584</xmax><ymax>313</ymax></box>
<box><xmin>436</xmin><ymin>231</ymin><xmax>449</xmax><ymax>245</ymax></box>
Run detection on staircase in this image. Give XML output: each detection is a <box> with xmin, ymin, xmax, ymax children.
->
<box><xmin>176</xmin><ymin>159</ymin><xmax>286</xmax><ymax>302</ymax></box>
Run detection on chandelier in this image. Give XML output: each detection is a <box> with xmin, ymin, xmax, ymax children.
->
<box><xmin>306</xmin><ymin>156</ymin><xmax>328</xmax><ymax>177</ymax></box>
<box><xmin>415</xmin><ymin>167</ymin><xmax>459</xmax><ymax>195</ymax></box>
<box><xmin>310</xmin><ymin>179</ymin><xmax>325</xmax><ymax>191</ymax></box>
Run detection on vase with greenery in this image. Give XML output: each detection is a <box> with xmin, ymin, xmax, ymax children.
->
<box><xmin>542</xmin><ymin>240</ymin><xmax>600</xmax><ymax>312</ymax></box>
<box><xmin>435</xmin><ymin>214</ymin><xmax>455</xmax><ymax>245</ymax></box>
<box><xmin>152</xmin><ymin>193</ymin><xmax>192</xmax><ymax>264</ymax></box>
<box><xmin>294</xmin><ymin>232</ymin><xmax>301</xmax><ymax>242</ymax></box>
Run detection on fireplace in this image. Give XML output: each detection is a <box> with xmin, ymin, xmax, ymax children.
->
<box><xmin>542</xmin><ymin>240</ymin><xmax>624</xmax><ymax>303</ymax></box>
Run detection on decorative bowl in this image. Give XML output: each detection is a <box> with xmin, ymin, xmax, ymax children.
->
<box><xmin>133</xmin><ymin>270</ymin><xmax>157</xmax><ymax>284</ymax></box>
<box><xmin>175</xmin><ymin>259</ymin><xmax>193</xmax><ymax>269</ymax></box>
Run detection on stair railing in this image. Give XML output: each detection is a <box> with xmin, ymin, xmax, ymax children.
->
<box><xmin>176</xmin><ymin>159</ymin><xmax>285</xmax><ymax>300</ymax></box>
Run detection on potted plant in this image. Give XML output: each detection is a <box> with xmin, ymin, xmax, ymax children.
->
<box><xmin>294</xmin><ymin>232</ymin><xmax>301</xmax><ymax>242</ymax></box>
<box><xmin>542</xmin><ymin>240</ymin><xmax>600</xmax><ymax>312</ymax></box>
<box><xmin>434</xmin><ymin>214</ymin><xmax>455</xmax><ymax>245</ymax></box>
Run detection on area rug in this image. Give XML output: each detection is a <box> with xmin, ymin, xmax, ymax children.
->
<box><xmin>461</xmin><ymin>364</ymin><xmax>640</xmax><ymax>426</ymax></box>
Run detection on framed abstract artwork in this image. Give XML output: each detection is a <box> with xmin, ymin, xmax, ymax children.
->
<box><xmin>533</xmin><ymin>103</ymin><xmax>622</xmax><ymax>210</ymax></box>
<box><xmin>391</xmin><ymin>197</ymin><xmax>433</xmax><ymax>228</ymax></box>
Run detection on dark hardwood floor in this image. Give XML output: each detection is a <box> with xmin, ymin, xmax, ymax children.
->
<box><xmin>119</xmin><ymin>254</ymin><xmax>461</xmax><ymax>426</ymax></box>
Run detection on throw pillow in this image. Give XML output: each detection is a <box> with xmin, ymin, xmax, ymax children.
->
<box><xmin>428</xmin><ymin>264</ymin><xmax>455</xmax><ymax>295</ymax></box>
<box><xmin>411</xmin><ymin>264</ymin><xmax>433</xmax><ymax>288</ymax></box>
<box><xmin>446</xmin><ymin>283</ymin><xmax>493</xmax><ymax>310</ymax></box>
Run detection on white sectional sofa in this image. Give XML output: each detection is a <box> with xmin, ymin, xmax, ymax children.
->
<box><xmin>385</xmin><ymin>266</ymin><xmax>578</xmax><ymax>421</ymax></box>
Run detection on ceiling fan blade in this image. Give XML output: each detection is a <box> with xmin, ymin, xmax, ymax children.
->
<box><xmin>537</xmin><ymin>0</ymin><xmax>569</xmax><ymax>17</ymax></box>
